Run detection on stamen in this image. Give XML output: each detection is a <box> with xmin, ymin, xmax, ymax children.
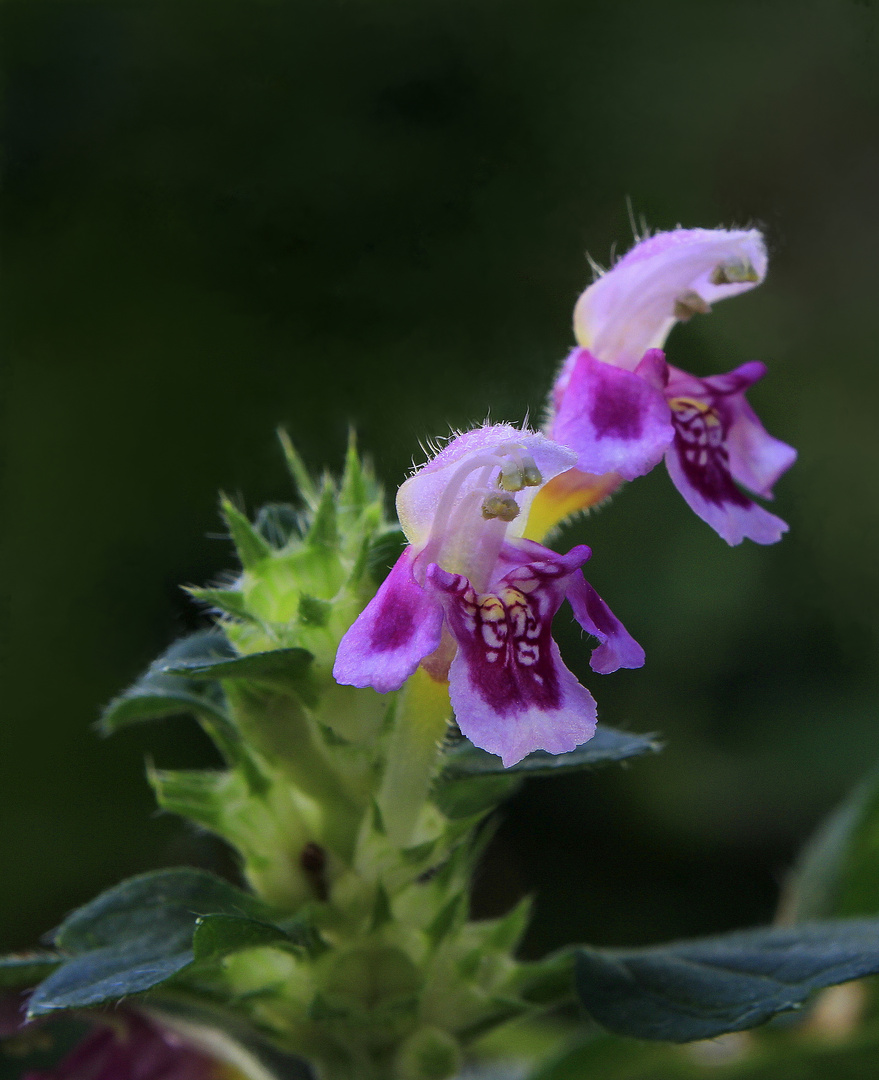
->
<box><xmin>482</xmin><ymin>493</ymin><xmax>520</xmax><ymax>522</ymax></box>
<box><xmin>497</xmin><ymin>444</ymin><xmax>543</xmax><ymax>489</ymax></box>
<box><xmin>498</xmin><ymin>459</ymin><xmax>526</xmax><ymax>492</ymax></box>
<box><xmin>674</xmin><ymin>290</ymin><xmax>711</xmax><ymax>320</ymax></box>
<box><xmin>522</xmin><ymin>463</ymin><xmax>543</xmax><ymax>487</ymax></box>
<box><xmin>710</xmin><ymin>258</ymin><xmax>759</xmax><ymax>285</ymax></box>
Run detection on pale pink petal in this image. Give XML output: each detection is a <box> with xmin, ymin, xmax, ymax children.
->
<box><xmin>573</xmin><ymin>227</ymin><xmax>767</xmax><ymax>371</ymax></box>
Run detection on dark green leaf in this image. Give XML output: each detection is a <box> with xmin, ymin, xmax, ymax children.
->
<box><xmin>0</xmin><ymin>952</ymin><xmax>60</xmax><ymax>988</ymax></box>
<box><xmin>786</xmin><ymin>762</ymin><xmax>879</xmax><ymax>922</ymax></box>
<box><xmin>575</xmin><ymin>918</ymin><xmax>879</xmax><ymax>1042</ymax></box>
<box><xmin>99</xmin><ymin>629</ymin><xmax>234</xmax><ymax>733</ymax></box>
<box><xmin>221</xmin><ymin>496</ymin><xmax>273</xmax><ymax>569</ymax></box>
<box><xmin>439</xmin><ymin>726</ymin><xmax>660</xmax><ymax>780</ymax></box>
<box><xmin>434</xmin><ymin>728</ymin><xmax>659</xmax><ymax>817</ymax></box>
<box><xmin>28</xmin><ymin>868</ymin><xmax>275</xmax><ymax>1016</ymax></box>
<box><xmin>163</xmin><ymin>646</ymin><xmax>313</xmax><ymax>685</ymax></box>
<box><xmin>440</xmin><ymin>725</ymin><xmax>660</xmax><ymax>777</ymax></box>
<box><xmin>192</xmin><ymin>914</ymin><xmax>294</xmax><ymax>962</ymax></box>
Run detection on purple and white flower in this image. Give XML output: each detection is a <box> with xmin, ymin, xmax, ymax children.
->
<box><xmin>547</xmin><ymin>227</ymin><xmax>796</xmax><ymax>545</ymax></box>
<box><xmin>333</xmin><ymin>424</ymin><xmax>644</xmax><ymax>767</ymax></box>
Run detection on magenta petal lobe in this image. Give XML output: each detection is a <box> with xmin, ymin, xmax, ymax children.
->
<box><xmin>565</xmin><ymin>575</ymin><xmax>645</xmax><ymax>674</ymax></box>
<box><xmin>550</xmin><ymin>349</ymin><xmax>674</xmax><ymax>481</ymax></box>
<box><xmin>334</xmin><ymin>547</ymin><xmax>444</xmax><ymax>693</ymax></box>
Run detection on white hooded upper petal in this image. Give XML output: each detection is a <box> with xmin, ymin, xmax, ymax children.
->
<box><xmin>572</xmin><ymin>227</ymin><xmax>767</xmax><ymax>372</ymax></box>
<box><xmin>396</xmin><ymin>424</ymin><xmax>577</xmax><ymax>550</ymax></box>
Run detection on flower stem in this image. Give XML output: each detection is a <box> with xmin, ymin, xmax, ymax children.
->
<box><xmin>377</xmin><ymin>667</ymin><xmax>452</xmax><ymax>846</ymax></box>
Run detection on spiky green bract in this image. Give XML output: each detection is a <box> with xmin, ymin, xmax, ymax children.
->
<box><xmin>96</xmin><ymin>435</ymin><xmax>551</xmax><ymax>1080</ymax></box>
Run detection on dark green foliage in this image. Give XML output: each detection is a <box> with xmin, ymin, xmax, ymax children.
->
<box><xmin>99</xmin><ymin>629</ymin><xmax>234</xmax><ymax>732</ymax></box>
<box><xmin>27</xmin><ymin>869</ymin><xmax>293</xmax><ymax>1017</ymax></box>
<box><xmin>440</xmin><ymin>727</ymin><xmax>660</xmax><ymax>779</ymax></box>
<box><xmin>163</xmin><ymin>646</ymin><xmax>314</xmax><ymax>685</ymax></box>
<box><xmin>575</xmin><ymin>919</ymin><xmax>879</xmax><ymax>1042</ymax></box>
<box><xmin>191</xmin><ymin>914</ymin><xmax>297</xmax><ymax>963</ymax></box>
<box><xmin>435</xmin><ymin>727</ymin><xmax>659</xmax><ymax>817</ymax></box>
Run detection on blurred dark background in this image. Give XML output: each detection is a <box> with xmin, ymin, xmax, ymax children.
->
<box><xmin>2</xmin><ymin>0</ymin><xmax>878</xmax><ymax>958</ymax></box>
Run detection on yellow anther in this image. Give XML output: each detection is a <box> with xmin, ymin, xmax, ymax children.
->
<box><xmin>482</xmin><ymin>493</ymin><xmax>520</xmax><ymax>522</ymax></box>
<box><xmin>710</xmin><ymin>258</ymin><xmax>759</xmax><ymax>285</ymax></box>
<box><xmin>673</xmin><ymin>290</ymin><xmax>711</xmax><ymax>320</ymax></box>
<box><xmin>522</xmin><ymin>464</ymin><xmax>543</xmax><ymax>487</ymax></box>
<box><xmin>498</xmin><ymin>460</ymin><xmax>526</xmax><ymax>492</ymax></box>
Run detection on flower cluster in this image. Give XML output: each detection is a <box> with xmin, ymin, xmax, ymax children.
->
<box><xmin>1</xmin><ymin>223</ymin><xmax>802</xmax><ymax>1080</ymax></box>
<box><xmin>336</xmin><ymin>226</ymin><xmax>796</xmax><ymax>765</ymax></box>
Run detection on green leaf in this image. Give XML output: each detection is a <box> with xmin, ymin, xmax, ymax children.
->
<box><xmin>786</xmin><ymin>762</ymin><xmax>879</xmax><ymax>922</ymax></box>
<box><xmin>221</xmin><ymin>496</ymin><xmax>273</xmax><ymax>569</ymax></box>
<box><xmin>99</xmin><ymin>629</ymin><xmax>234</xmax><ymax>733</ymax></box>
<box><xmin>0</xmin><ymin>952</ymin><xmax>60</xmax><ymax>988</ymax></box>
<box><xmin>433</xmin><ymin>727</ymin><xmax>659</xmax><ymax>818</ymax></box>
<box><xmin>191</xmin><ymin>914</ymin><xmax>295</xmax><ymax>962</ymax></box>
<box><xmin>28</xmin><ymin>868</ymin><xmax>278</xmax><ymax>1016</ymax></box>
<box><xmin>575</xmin><ymin>918</ymin><xmax>879</xmax><ymax>1042</ymax></box>
<box><xmin>163</xmin><ymin>646</ymin><xmax>314</xmax><ymax>686</ymax></box>
<box><xmin>185</xmin><ymin>586</ymin><xmax>256</xmax><ymax>622</ymax></box>
<box><xmin>338</xmin><ymin>429</ymin><xmax>368</xmax><ymax>512</ymax></box>
<box><xmin>439</xmin><ymin>726</ymin><xmax>660</xmax><ymax>780</ymax></box>
<box><xmin>277</xmin><ymin>427</ymin><xmax>320</xmax><ymax>510</ymax></box>
<box><xmin>306</xmin><ymin>479</ymin><xmax>338</xmax><ymax>550</ymax></box>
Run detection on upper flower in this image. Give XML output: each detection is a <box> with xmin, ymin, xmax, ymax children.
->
<box><xmin>333</xmin><ymin>424</ymin><xmax>644</xmax><ymax>766</ymax></box>
<box><xmin>544</xmin><ymin>227</ymin><xmax>795</xmax><ymax>545</ymax></box>
<box><xmin>571</xmin><ymin>226</ymin><xmax>767</xmax><ymax>372</ymax></box>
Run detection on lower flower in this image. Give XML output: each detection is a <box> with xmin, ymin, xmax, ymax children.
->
<box><xmin>333</xmin><ymin>424</ymin><xmax>644</xmax><ymax>767</ymax></box>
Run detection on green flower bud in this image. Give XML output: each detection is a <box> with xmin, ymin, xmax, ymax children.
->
<box><xmin>394</xmin><ymin>1027</ymin><xmax>462</xmax><ymax>1080</ymax></box>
